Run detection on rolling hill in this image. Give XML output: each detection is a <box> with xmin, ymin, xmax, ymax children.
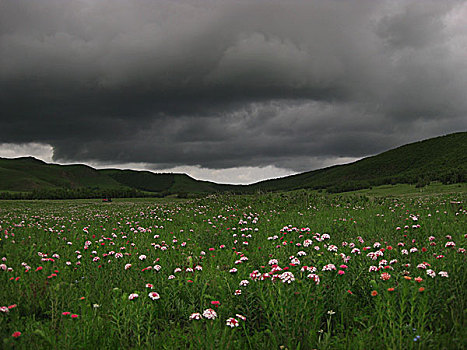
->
<box><xmin>0</xmin><ymin>132</ymin><xmax>465</xmax><ymax>199</ymax></box>
<box><xmin>250</xmin><ymin>132</ymin><xmax>467</xmax><ymax>192</ymax></box>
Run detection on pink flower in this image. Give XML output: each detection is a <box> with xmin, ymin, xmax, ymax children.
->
<box><xmin>226</xmin><ymin>317</ymin><xmax>239</xmax><ymax>327</ymax></box>
<box><xmin>202</xmin><ymin>308</ymin><xmax>217</xmax><ymax>320</ymax></box>
<box><xmin>189</xmin><ymin>312</ymin><xmax>202</xmax><ymax>320</ymax></box>
<box><xmin>380</xmin><ymin>272</ymin><xmax>391</xmax><ymax>281</ymax></box>
<box><xmin>62</xmin><ymin>311</ymin><xmax>71</xmax><ymax>316</ymax></box>
<box><xmin>128</xmin><ymin>293</ymin><xmax>139</xmax><ymax>300</ymax></box>
<box><xmin>12</xmin><ymin>331</ymin><xmax>21</xmax><ymax>338</ymax></box>
<box><xmin>148</xmin><ymin>292</ymin><xmax>160</xmax><ymax>300</ymax></box>
<box><xmin>71</xmin><ymin>314</ymin><xmax>79</xmax><ymax>319</ymax></box>
<box><xmin>338</xmin><ymin>270</ymin><xmax>345</xmax><ymax>275</ymax></box>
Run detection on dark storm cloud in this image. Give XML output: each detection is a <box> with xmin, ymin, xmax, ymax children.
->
<box><xmin>1</xmin><ymin>0</ymin><xmax>466</xmax><ymax>173</ymax></box>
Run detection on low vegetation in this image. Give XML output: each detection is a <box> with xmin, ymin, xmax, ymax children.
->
<box><xmin>0</xmin><ymin>190</ymin><xmax>465</xmax><ymax>349</ymax></box>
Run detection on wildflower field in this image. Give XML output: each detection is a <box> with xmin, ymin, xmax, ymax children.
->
<box><xmin>0</xmin><ymin>191</ymin><xmax>465</xmax><ymax>349</ymax></box>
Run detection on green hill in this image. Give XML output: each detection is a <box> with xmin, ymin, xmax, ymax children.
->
<box><xmin>0</xmin><ymin>157</ymin><xmax>125</xmax><ymax>191</ymax></box>
<box><xmin>98</xmin><ymin>169</ymin><xmax>231</xmax><ymax>194</ymax></box>
<box><xmin>250</xmin><ymin>132</ymin><xmax>467</xmax><ymax>192</ymax></box>
<box><xmin>0</xmin><ymin>132</ymin><xmax>465</xmax><ymax>198</ymax></box>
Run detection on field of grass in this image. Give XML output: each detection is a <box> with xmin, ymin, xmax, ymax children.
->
<box><xmin>0</xmin><ymin>190</ymin><xmax>465</xmax><ymax>349</ymax></box>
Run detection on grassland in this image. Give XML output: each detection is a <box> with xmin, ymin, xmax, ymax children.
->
<box><xmin>0</xmin><ymin>188</ymin><xmax>465</xmax><ymax>349</ymax></box>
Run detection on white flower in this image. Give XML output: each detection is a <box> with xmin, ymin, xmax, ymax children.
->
<box><xmin>148</xmin><ymin>292</ymin><xmax>160</xmax><ymax>300</ymax></box>
<box><xmin>322</xmin><ymin>264</ymin><xmax>336</xmax><ymax>271</ymax></box>
<box><xmin>307</xmin><ymin>273</ymin><xmax>320</xmax><ymax>285</ymax></box>
<box><xmin>202</xmin><ymin>308</ymin><xmax>217</xmax><ymax>320</ymax></box>
<box><xmin>290</xmin><ymin>257</ymin><xmax>300</xmax><ymax>265</ymax></box>
<box><xmin>189</xmin><ymin>312</ymin><xmax>202</xmax><ymax>320</ymax></box>
<box><xmin>128</xmin><ymin>293</ymin><xmax>139</xmax><ymax>300</ymax></box>
<box><xmin>239</xmin><ymin>280</ymin><xmax>249</xmax><ymax>287</ymax></box>
<box><xmin>226</xmin><ymin>317</ymin><xmax>239</xmax><ymax>327</ymax></box>
<box><xmin>279</xmin><ymin>271</ymin><xmax>295</xmax><ymax>284</ymax></box>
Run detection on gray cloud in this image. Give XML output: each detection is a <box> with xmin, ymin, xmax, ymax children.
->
<box><xmin>1</xmin><ymin>0</ymin><xmax>466</xmax><ymax>176</ymax></box>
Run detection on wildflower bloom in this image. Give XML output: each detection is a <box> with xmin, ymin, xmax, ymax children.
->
<box><xmin>380</xmin><ymin>272</ymin><xmax>391</xmax><ymax>281</ymax></box>
<box><xmin>211</xmin><ymin>301</ymin><xmax>220</xmax><ymax>307</ymax></box>
<box><xmin>62</xmin><ymin>312</ymin><xmax>71</xmax><ymax>316</ymax></box>
<box><xmin>148</xmin><ymin>292</ymin><xmax>160</xmax><ymax>300</ymax></box>
<box><xmin>234</xmin><ymin>289</ymin><xmax>242</xmax><ymax>295</ymax></box>
<box><xmin>387</xmin><ymin>288</ymin><xmax>395</xmax><ymax>292</ymax></box>
<box><xmin>307</xmin><ymin>273</ymin><xmax>320</xmax><ymax>284</ymax></box>
<box><xmin>12</xmin><ymin>331</ymin><xmax>21</xmax><ymax>338</ymax></box>
<box><xmin>189</xmin><ymin>312</ymin><xmax>202</xmax><ymax>320</ymax></box>
<box><xmin>419</xmin><ymin>287</ymin><xmax>425</xmax><ymax>292</ymax></box>
<box><xmin>202</xmin><ymin>308</ymin><xmax>217</xmax><ymax>320</ymax></box>
<box><xmin>279</xmin><ymin>271</ymin><xmax>295</xmax><ymax>284</ymax></box>
<box><xmin>71</xmin><ymin>314</ymin><xmax>79</xmax><ymax>319</ymax></box>
<box><xmin>414</xmin><ymin>277</ymin><xmax>423</xmax><ymax>283</ymax></box>
<box><xmin>128</xmin><ymin>293</ymin><xmax>139</xmax><ymax>300</ymax></box>
<box><xmin>226</xmin><ymin>317</ymin><xmax>239</xmax><ymax>327</ymax></box>
<box><xmin>371</xmin><ymin>290</ymin><xmax>378</xmax><ymax>296</ymax></box>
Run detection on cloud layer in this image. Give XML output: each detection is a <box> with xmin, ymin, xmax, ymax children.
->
<box><xmin>1</xmin><ymin>0</ymin><xmax>466</xmax><ymax>177</ymax></box>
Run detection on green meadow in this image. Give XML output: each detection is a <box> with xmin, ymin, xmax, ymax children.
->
<box><xmin>0</xmin><ymin>187</ymin><xmax>465</xmax><ymax>349</ymax></box>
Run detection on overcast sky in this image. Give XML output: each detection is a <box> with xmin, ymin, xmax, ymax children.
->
<box><xmin>1</xmin><ymin>0</ymin><xmax>466</xmax><ymax>184</ymax></box>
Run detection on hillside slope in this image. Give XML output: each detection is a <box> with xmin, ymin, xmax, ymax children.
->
<box><xmin>0</xmin><ymin>132</ymin><xmax>465</xmax><ymax>198</ymax></box>
<box><xmin>0</xmin><ymin>157</ymin><xmax>125</xmax><ymax>192</ymax></box>
<box><xmin>251</xmin><ymin>132</ymin><xmax>467</xmax><ymax>192</ymax></box>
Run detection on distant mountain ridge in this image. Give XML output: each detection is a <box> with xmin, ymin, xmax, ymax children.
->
<box><xmin>0</xmin><ymin>132</ymin><xmax>465</xmax><ymax>198</ymax></box>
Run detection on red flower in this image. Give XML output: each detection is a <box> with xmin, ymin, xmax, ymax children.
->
<box><xmin>12</xmin><ymin>331</ymin><xmax>21</xmax><ymax>338</ymax></box>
